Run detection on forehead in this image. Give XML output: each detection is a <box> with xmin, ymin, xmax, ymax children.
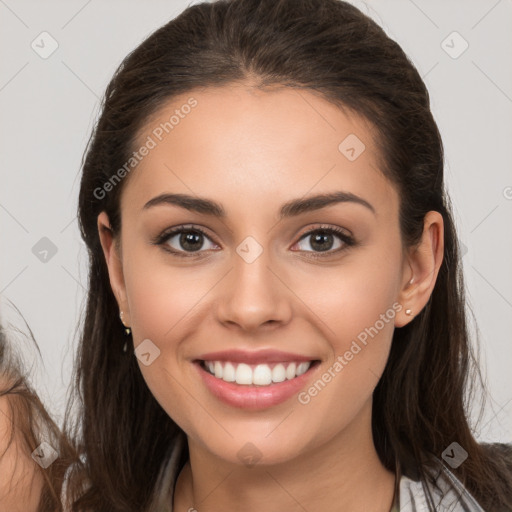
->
<box><xmin>121</xmin><ymin>84</ymin><xmax>397</xmax><ymax>220</ymax></box>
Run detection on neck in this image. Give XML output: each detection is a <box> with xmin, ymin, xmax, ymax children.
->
<box><xmin>173</xmin><ymin>400</ymin><xmax>396</xmax><ymax>512</ymax></box>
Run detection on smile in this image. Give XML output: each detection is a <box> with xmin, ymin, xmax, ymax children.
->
<box><xmin>201</xmin><ymin>360</ymin><xmax>313</xmax><ymax>386</ymax></box>
<box><xmin>194</xmin><ymin>357</ymin><xmax>321</xmax><ymax>409</ymax></box>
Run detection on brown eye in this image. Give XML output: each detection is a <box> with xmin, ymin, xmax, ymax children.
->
<box><xmin>153</xmin><ymin>225</ymin><xmax>218</xmax><ymax>257</ymax></box>
<box><xmin>292</xmin><ymin>226</ymin><xmax>356</xmax><ymax>256</ymax></box>
<box><xmin>169</xmin><ymin>230</ymin><xmax>207</xmax><ymax>252</ymax></box>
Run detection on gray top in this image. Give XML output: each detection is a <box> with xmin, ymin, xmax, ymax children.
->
<box><xmin>147</xmin><ymin>434</ymin><xmax>487</xmax><ymax>512</ymax></box>
<box><xmin>395</xmin><ymin>466</ymin><xmax>486</xmax><ymax>511</ymax></box>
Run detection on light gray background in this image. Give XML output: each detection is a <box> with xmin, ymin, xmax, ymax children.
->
<box><xmin>1</xmin><ymin>0</ymin><xmax>511</xmax><ymax>443</ymax></box>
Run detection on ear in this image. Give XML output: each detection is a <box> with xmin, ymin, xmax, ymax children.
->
<box><xmin>395</xmin><ymin>210</ymin><xmax>444</xmax><ymax>328</ymax></box>
<box><xmin>97</xmin><ymin>211</ymin><xmax>130</xmax><ymax>326</ymax></box>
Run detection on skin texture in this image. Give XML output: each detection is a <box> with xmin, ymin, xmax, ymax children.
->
<box><xmin>98</xmin><ymin>84</ymin><xmax>444</xmax><ymax>512</ymax></box>
<box><xmin>0</xmin><ymin>391</ymin><xmax>44</xmax><ymax>511</ymax></box>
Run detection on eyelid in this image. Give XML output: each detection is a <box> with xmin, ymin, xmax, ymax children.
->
<box><xmin>151</xmin><ymin>224</ymin><xmax>218</xmax><ymax>251</ymax></box>
<box><xmin>152</xmin><ymin>223</ymin><xmax>356</xmax><ymax>257</ymax></box>
<box><xmin>295</xmin><ymin>223</ymin><xmax>353</xmax><ymax>241</ymax></box>
<box><xmin>292</xmin><ymin>224</ymin><xmax>355</xmax><ymax>256</ymax></box>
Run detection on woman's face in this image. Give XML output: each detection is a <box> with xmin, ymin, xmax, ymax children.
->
<box><xmin>99</xmin><ymin>84</ymin><xmax>416</xmax><ymax>466</ymax></box>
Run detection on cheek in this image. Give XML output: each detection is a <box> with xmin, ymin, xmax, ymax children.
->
<box><xmin>291</xmin><ymin>272</ymin><xmax>398</xmax><ymax>449</ymax></box>
<box><xmin>123</xmin><ymin>242</ymin><xmax>205</xmax><ymax>341</ymax></box>
<box><xmin>301</xmin><ymin>249</ymin><xmax>401</xmax><ymax>351</ymax></box>
<box><xmin>303</xmin><ymin>272</ymin><xmax>396</xmax><ymax>394</ymax></box>
<box><xmin>297</xmin><ymin>241</ymin><xmax>402</xmax><ymax>396</ymax></box>
<box><xmin>121</xmin><ymin>250</ymin><xmax>199</xmax><ymax>430</ymax></box>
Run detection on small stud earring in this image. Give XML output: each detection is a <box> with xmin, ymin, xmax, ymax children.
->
<box><xmin>119</xmin><ymin>310</ymin><xmax>132</xmax><ymax>336</ymax></box>
<box><xmin>405</xmin><ymin>309</ymin><xmax>412</xmax><ymax>316</ymax></box>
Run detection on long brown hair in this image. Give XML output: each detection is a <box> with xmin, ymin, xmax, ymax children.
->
<box><xmin>65</xmin><ymin>0</ymin><xmax>512</xmax><ymax>510</ymax></box>
<box><xmin>0</xmin><ymin>302</ymin><xmax>77</xmax><ymax>511</ymax></box>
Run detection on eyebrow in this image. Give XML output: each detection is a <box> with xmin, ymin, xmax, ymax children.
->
<box><xmin>142</xmin><ymin>191</ymin><xmax>376</xmax><ymax>219</ymax></box>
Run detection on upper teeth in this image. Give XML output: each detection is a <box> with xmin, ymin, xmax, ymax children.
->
<box><xmin>204</xmin><ymin>361</ymin><xmax>312</xmax><ymax>386</ymax></box>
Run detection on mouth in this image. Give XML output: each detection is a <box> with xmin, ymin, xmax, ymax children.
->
<box><xmin>198</xmin><ymin>359</ymin><xmax>320</xmax><ymax>386</ymax></box>
<box><xmin>193</xmin><ymin>356</ymin><xmax>321</xmax><ymax>409</ymax></box>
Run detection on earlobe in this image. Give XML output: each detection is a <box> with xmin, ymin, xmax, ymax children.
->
<box><xmin>395</xmin><ymin>211</ymin><xmax>444</xmax><ymax>328</ymax></box>
<box><xmin>97</xmin><ymin>211</ymin><xmax>130</xmax><ymax>320</ymax></box>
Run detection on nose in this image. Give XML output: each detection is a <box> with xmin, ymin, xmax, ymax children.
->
<box><xmin>214</xmin><ymin>243</ymin><xmax>293</xmax><ymax>333</ymax></box>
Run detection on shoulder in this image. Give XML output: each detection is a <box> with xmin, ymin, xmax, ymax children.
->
<box><xmin>398</xmin><ymin>458</ymin><xmax>486</xmax><ymax>512</ymax></box>
<box><xmin>0</xmin><ymin>391</ymin><xmax>44</xmax><ymax>512</ymax></box>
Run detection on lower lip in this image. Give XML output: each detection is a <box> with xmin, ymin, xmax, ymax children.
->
<box><xmin>194</xmin><ymin>361</ymin><xmax>320</xmax><ymax>410</ymax></box>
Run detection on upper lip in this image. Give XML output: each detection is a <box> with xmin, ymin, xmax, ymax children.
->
<box><xmin>196</xmin><ymin>349</ymin><xmax>317</xmax><ymax>364</ymax></box>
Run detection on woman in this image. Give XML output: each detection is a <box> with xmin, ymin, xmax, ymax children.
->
<box><xmin>61</xmin><ymin>0</ymin><xmax>512</xmax><ymax>510</ymax></box>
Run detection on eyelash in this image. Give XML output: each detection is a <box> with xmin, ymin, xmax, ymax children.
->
<box><xmin>152</xmin><ymin>224</ymin><xmax>357</xmax><ymax>259</ymax></box>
